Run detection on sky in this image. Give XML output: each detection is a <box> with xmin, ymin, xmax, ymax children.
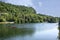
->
<box><xmin>0</xmin><ymin>0</ymin><xmax>60</xmax><ymax>17</ymax></box>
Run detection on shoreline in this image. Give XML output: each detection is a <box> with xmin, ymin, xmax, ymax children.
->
<box><xmin>0</xmin><ymin>22</ymin><xmax>14</xmax><ymax>24</ymax></box>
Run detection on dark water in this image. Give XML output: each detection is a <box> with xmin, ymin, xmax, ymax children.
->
<box><xmin>0</xmin><ymin>23</ymin><xmax>59</xmax><ymax>40</ymax></box>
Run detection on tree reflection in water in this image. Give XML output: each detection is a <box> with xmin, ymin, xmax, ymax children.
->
<box><xmin>0</xmin><ymin>24</ymin><xmax>35</xmax><ymax>40</ymax></box>
<box><xmin>58</xmin><ymin>21</ymin><xmax>60</xmax><ymax>40</ymax></box>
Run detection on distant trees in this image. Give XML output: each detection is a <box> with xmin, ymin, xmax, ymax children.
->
<box><xmin>0</xmin><ymin>1</ymin><xmax>59</xmax><ymax>23</ymax></box>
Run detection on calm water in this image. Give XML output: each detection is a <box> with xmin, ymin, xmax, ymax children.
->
<box><xmin>0</xmin><ymin>23</ymin><xmax>59</xmax><ymax>40</ymax></box>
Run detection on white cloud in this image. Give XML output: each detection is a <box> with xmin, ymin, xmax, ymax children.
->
<box><xmin>38</xmin><ymin>2</ymin><xmax>42</xmax><ymax>7</ymax></box>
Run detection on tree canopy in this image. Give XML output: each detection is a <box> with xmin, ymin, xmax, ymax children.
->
<box><xmin>0</xmin><ymin>1</ymin><xmax>59</xmax><ymax>23</ymax></box>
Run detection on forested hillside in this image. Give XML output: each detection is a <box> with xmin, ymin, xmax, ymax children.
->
<box><xmin>0</xmin><ymin>1</ymin><xmax>59</xmax><ymax>23</ymax></box>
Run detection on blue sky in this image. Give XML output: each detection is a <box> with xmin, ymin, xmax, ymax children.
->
<box><xmin>0</xmin><ymin>0</ymin><xmax>60</xmax><ymax>17</ymax></box>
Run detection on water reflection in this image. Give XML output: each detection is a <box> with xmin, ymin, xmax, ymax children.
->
<box><xmin>0</xmin><ymin>23</ymin><xmax>58</xmax><ymax>40</ymax></box>
<box><xmin>58</xmin><ymin>24</ymin><xmax>60</xmax><ymax>40</ymax></box>
<box><xmin>0</xmin><ymin>24</ymin><xmax>35</xmax><ymax>40</ymax></box>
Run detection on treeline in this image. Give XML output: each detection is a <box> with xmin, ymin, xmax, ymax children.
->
<box><xmin>0</xmin><ymin>1</ymin><xmax>59</xmax><ymax>23</ymax></box>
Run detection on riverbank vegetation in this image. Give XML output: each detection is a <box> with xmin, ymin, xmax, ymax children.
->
<box><xmin>0</xmin><ymin>1</ymin><xmax>60</xmax><ymax>40</ymax></box>
<box><xmin>0</xmin><ymin>1</ymin><xmax>59</xmax><ymax>24</ymax></box>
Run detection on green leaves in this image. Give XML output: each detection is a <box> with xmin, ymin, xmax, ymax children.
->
<box><xmin>0</xmin><ymin>1</ymin><xmax>59</xmax><ymax>23</ymax></box>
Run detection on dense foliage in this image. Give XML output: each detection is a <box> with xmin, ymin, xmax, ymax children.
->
<box><xmin>0</xmin><ymin>1</ymin><xmax>59</xmax><ymax>23</ymax></box>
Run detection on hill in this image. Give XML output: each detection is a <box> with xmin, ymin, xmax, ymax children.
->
<box><xmin>0</xmin><ymin>1</ymin><xmax>59</xmax><ymax>23</ymax></box>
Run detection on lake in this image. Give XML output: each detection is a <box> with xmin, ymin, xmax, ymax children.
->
<box><xmin>0</xmin><ymin>23</ymin><xmax>59</xmax><ymax>40</ymax></box>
